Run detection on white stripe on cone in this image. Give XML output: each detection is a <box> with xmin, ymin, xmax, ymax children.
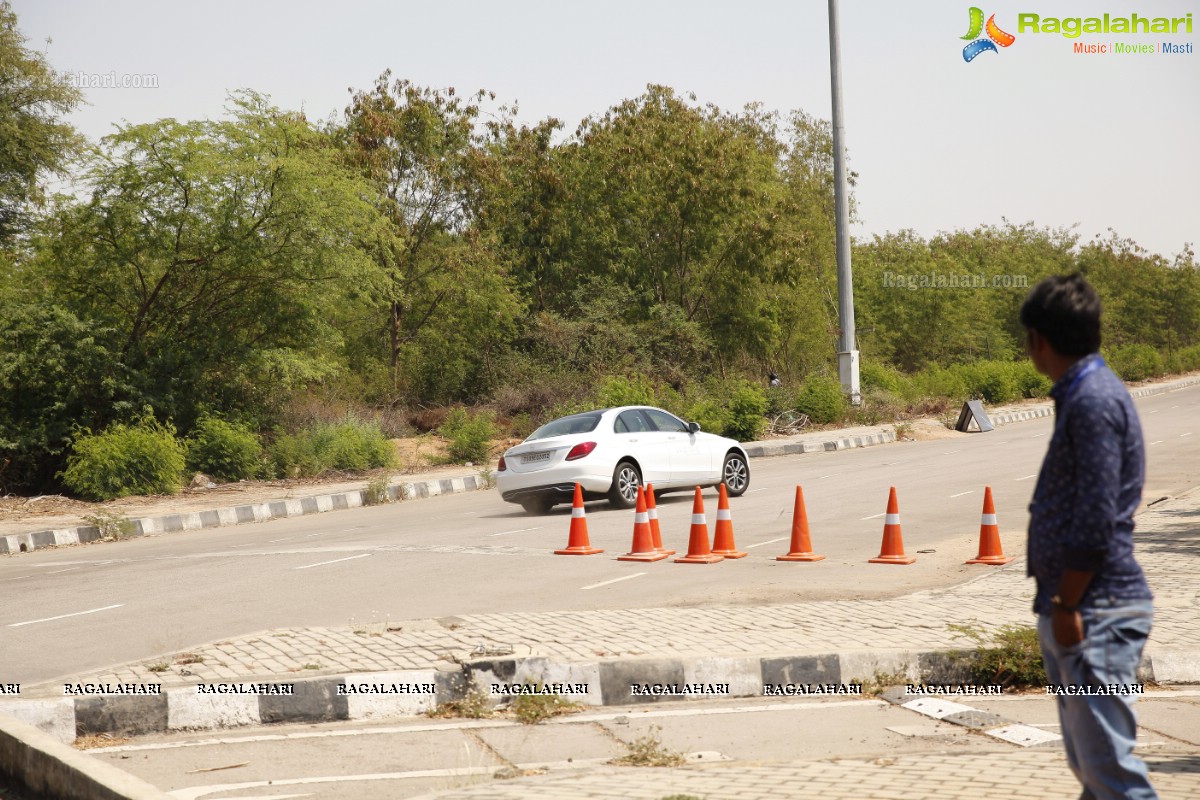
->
<box><xmin>635</xmin><ymin>512</ymin><xmax>648</xmax><ymax>524</ymax></box>
<box><xmin>885</xmin><ymin>514</ymin><xmax>901</xmax><ymax>525</ymax></box>
<box><xmin>572</xmin><ymin>507</ymin><xmax>586</xmax><ymax>518</ymax></box>
<box><xmin>691</xmin><ymin>514</ymin><xmax>707</xmax><ymax>525</ymax></box>
<box><xmin>648</xmin><ymin>508</ymin><xmax>659</xmax><ymax>520</ymax></box>
<box><xmin>717</xmin><ymin>509</ymin><xmax>732</xmax><ymax>521</ymax></box>
<box><xmin>981</xmin><ymin>514</ymin><xmax>998</xmax><ymax>526</ymax></box>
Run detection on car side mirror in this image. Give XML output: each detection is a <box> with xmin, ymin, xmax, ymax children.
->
<box><xmin>687</xmin><ymin>421</ymin><xmax>701</xmax><ymax>433</ymax></box>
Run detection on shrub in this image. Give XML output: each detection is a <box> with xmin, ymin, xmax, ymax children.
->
<box><xmin>685</xmin><ymin>398</ymin><xmax>731</xmax><ymax>436</ymax></box>
<box><xmin>1013</xmin><ymin>361</ymin><xmax>1052</xmax><ymax>398</ymax></box>
<box><xmin>796</xmin><ymin>374</ymin><xmax>847</xmax><ymax>425</ymax></box>
<box><xmin>1107</xmin><ymin>344</ymin><xmax>1163</xmax><ymax>382</ymax></box>
<box><xmin>860</xmin><ymin>361</ymin><xmax>908</xmax><ymax>397</ymax></box>
<box><xmin>439</xmin><ymin>407</ymin><xmax>498</xmax><ymax>464</ymax></box>
<box><xmin>724</xmin><ymin>381</ymin><xmax>768</xmax><ymax>440</ymax></box>
<box><xmin>957</xmin><ymin>361</ymin><xmax>1021</xmax><ymax>404</ymax></box>
<box><xmin>185</xmin><ymin>416</ymin><xmax>262</xmax><ymax>482</ymax></box>
<box><xmin>60</xmin><ymin>412</ymin><xmax>186</xmax><ymax>500</ymax></box>
<box><xmin>268</xmin><ymin>418</ymin><xmax>397</xmax><ymax>478</ymax></box>
<box><xmin>947</xmin><ymin>622</ymin><xmax>1046</xmax><ymax>689</ymax></box>
<box><xmin>1175</xmin><ymin>344</ymin><xmax>1200</xmax><ymax>373</ymax></box>
<box><xmin>597</xmin><ymin>375</ymin><xmax>656</xmax><ymax>408</ymax></box>
<box><xmin>913</xmin><ymin>364</ymin><xmax>971</xmax><ymax>400</ymax></box>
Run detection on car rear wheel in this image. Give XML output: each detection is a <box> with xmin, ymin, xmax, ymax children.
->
<box><xmin>608</xmin><ymin>460</ymin><xmax>641</xmax><ymax>509</ymax></box>
<box><xmin>520</xmin><ymin>496</ymin><xmax>554</xmax><ymax>514</ymax></box>
<box><xmin>722</xmin><ymin>452</ymin><xmax>750</xmax><ymax>496</ymax></box>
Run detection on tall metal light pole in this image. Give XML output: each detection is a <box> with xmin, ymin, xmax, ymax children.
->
<box><xmin>828</xmin><ymin>0</ymin><xmax>861</xmax><ymax>405</ymax></box>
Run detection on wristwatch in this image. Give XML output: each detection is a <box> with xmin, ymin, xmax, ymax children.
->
<box><xmin>1051</xmin><ymin>595</ymin><xmax>1078</xmax><ymax>612</ymax></box>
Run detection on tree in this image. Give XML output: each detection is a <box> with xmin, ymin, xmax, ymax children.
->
<box><xmin>342</xmin><ymin>74</ymin><xmax>521</xmax><ymax>399</ymax></box>
<box><xmin>36</xmin><ymin>92</ymin><xmax>377</xmax><ymax>429</ymax></box>
<box><xmin>0</xmin><ymin>1</ymin><xmax>83</xmax><ymax>244</ymax></box>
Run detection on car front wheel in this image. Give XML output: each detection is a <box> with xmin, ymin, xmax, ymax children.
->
<box><xmin>608</xmin><ymin>460</ymin><xmax>641</xmax><ymax>509</ymax></box>
<box><xmin>722</xmin><ymin>452</ymin><xmax>750</xmax><ymax>496</ymax></box>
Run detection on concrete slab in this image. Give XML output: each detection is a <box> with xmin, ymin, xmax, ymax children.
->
<box><xmin>474</xmin><ymin>723</ymin><xmax>623</xmax><ymax>766</ymax></box>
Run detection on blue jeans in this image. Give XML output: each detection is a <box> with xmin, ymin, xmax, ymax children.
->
<box><xmin>1039</xmin><ymin>598</ymin><xmax>1158</xmax><ymax>800</ymax></box>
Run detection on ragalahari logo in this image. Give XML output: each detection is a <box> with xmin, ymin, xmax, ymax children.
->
<box><xmin>962</xmin><ymin>7</ymin><xmax>1016</xmax><ymax>61</ymax></box>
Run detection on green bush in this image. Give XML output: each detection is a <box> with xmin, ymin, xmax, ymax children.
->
<box><xmin>439</xmin><ymin>407</ymin><xmax>498</xmax><ymax>464</ymax></box>
<box><xmin>947</xmin><ymin>622</ymin><xmax>1046</xmax><ymax>689</ymax></box>
<box><xmin>912</xmin><ymin>364</ymin><xmax>971</xmax><ymax>400</ymax></box>
<box><xmin>685</xmin><ymin>398</ymin><xmax>731</xmax><ymax>436</ymax></box>
<box><xmin>186</xmin><ymin>416</ymin><xmax>262</xmax><ymax>482</ymax></box>
<box><xmin>1013</xmin><ymin>361</ymin><xmax>1052</xmax><ymax>398</ymax></box>
<box><xmin>957</xmin><ymin>361</ymin><xmax>1021</xmax><ymax>404</ymax></box>
<box><xmin>60</xmin><ymin>412</ymin><xmax>186</xmax><ymax>500</ymax></box>
<box><xmin>1107</xmin><ymin>344</ymin><xmax>1163</xmax><ymax>382</ymax></box>
<box><xmin>859</xmin><ymin>361</ymin><xmax>909</xmax><ymax>397</ymax></box>
<box><xmin>795</xmin><ymin>374</ymin><xmax>847</xmax><ymax>425</ymax></box>
<box><xmin>268</xmin><ymin>418</ymin><xmax>397</xmax><ymax>478</ymax></box>
<box><xmin>725</xmin><ymin>381</ymin><xmax>768</xmax><ymax>440</ymax></box>
<box><xmin>597</xmin><ymin>375</ymin><xmax>656</xmax><ymax>408</ymax></box>
<box><xmin>1175</xmin><ymin>344</ymin><xmax>1200</xmax><ymax>373</ymax></box>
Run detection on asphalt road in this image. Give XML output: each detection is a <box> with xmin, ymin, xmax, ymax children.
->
<box><xmin>2</xmin><ymin>386</ymin><xmax>1197</xmax><ymax>684</ymax></box>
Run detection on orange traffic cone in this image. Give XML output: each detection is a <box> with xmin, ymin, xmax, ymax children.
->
<box><xmin>710</xmin><ymin>483</ymin><xmax>746</xmax><ymax>558</ymax></box>
<box><xmin>778</xmin><ymin>486</ymin><xmax>825</xmax><ymax>562</ymax></box>
<box><xmin>869</xmin><ymin>486</ymin><xmax>916</xmax><ymax>565</ymax></box>
<box><xmin>645</xmin><ymin>483</ymin><xmax>675</xmax><ymax>556</ymax></box>
<box><xmin>675</xmin><ymin>487</ymin><xmax>724</xmax><ymax>564</ymax></box>
<box><xmin>966</xmin><ymin>486</ymin><xmax>1014</xmax><ymax>565</ymax></box>
<box><xmin>618</xmin><ymin>486</ymin><xmax>669</xmax><ymax>562</ymax></box>
<box><xmin>555</xmin><ymin>483</ymin><xmax>603</xmax><ymax>556</ymax></box>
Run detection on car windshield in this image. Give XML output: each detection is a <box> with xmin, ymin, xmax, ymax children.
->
<box><xmin>527</xmin><ymin>412</ymin><xmax>603</xmax><ymax>441</ymax></box>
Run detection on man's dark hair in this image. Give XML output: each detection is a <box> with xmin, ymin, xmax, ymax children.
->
<box><xmin>1019</xmin><ymin>273</ymin><xmax>1102</xmax><ymax>356</ymax></box>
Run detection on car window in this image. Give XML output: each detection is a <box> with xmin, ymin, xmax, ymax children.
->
<box><xmin>614</xmin><ymin>410</ymin><xmax>652</xmax><ymax>434</ymax></box>
<box><xmin>643</xmin><ymin>409</ymin><xmax>688</xmax><ymax>433</ymax></box>
<box><xmin>528</xmin><ymin>412</ymin><xmax>602</xmax><ymax>441</ymax></box>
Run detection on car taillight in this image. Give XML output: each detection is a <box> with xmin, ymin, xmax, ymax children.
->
<box><xmin>497</xmin><ymin>455</ymin><xmax>507</xmax><ymax>471</ymax></box>
<box><xmin>565</xmin><ymin>442</ymin><xmax>597</xmax><ymax>461</ymax></box>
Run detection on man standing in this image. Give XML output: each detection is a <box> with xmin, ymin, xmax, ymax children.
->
<box><xmin>1022</xmin><ymin>273</ymin><xmax>1157</xmax><ymax>799</ymax></box>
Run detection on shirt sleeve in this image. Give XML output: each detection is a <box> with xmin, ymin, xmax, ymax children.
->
<box><xmin>1062</xmin><ymin>393</ymin><xmax>1124</xmax><ymax>571</ymax></box>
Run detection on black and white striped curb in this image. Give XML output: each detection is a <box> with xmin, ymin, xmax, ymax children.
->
<box><xmin>0</xmin><ymin>475</ymin><xmax>489</xmax><ymax>555</ymax></box>
<box><xmin>743</xmin><ymin>430</ymin><xmax>895</xmax><ymax>458</ymax></box>
<box><xmin>5</xmin><ymin>645</ymin><xmax>1183</xmax><ymax>744</ymax></box>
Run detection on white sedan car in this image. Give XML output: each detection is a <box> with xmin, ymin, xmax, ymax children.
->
<box><xmin>496</xmin><ymin>406</ymin><xmax>750</xmax><ymax>514</ymax></box>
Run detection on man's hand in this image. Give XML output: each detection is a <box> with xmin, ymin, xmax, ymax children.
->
<box><xmin>1052</xmin><ymin>607</ymin><xmax>1085</xmax><ymax>648</ymax></box>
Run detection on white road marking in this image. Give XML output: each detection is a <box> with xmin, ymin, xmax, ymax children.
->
<box><xmin>1148</xmin><ymin>410</ymin><xmax>1159</xmax><ymax>414</ymax></box>
<box><xmin>1182</xmin><ymin>432</ymin><xmax>1194</xmax><ymax>438</ymax></box>
<box><xmin>745</xmin><ymin>536</ymin><xmax>789</xmax><ymax>549</ymax></box>
<box><xmin>293</xmin><ymin>554</ymin><xmax>371</xmax><ymax>570</ymax></box>
<box><xmin>581</xmin><ymin>573</ymin><xmax>645</xmax><ymax>590</ymax></box>
<box><xmin>1016</xmin><ymin>475</ymin><xmax>1037</xmax><ymax>481</ymax></box>
<box><xmin>489</xmin><ymin>526</ymin><xmax>543</xmax><ymax>537</ymax></box>
<box><xmin>817</xmin><ymin>474</ymin><xmax>834</xmax><ymax>479</ymax></box>
<box><xmin>47</xmin><ymin>567</ymin><xmax>81</xmax><ymax>574</ymax></box>
<box><xmin>9</xmin><ymin>603</ymin><xmax>123</xmax><ymax>628</ymax></box>
<box><xmin>1171</xmin><ymin>405</ymin><xmax>1180</xmax><ymax>409</ymax></box>
<box><xmin>229</xmin><ymin>543</ymin><xmax>255</xmax><ymax>548</ymax></box>
<box><xmin>0</xmin><ymin>576</ymin><xmax>32</xmax><ymax>582</ymax></box>
<box><xmin>942</xmin><ymin>450</ymin><xmax>960</xmax><ymax>455</ymax></box>
<box><xmin>305</xmin><ymin>533</ymin><xmax>322</xmax><ymax>538</ymax></box>
<box><xmin>1150</xmin><ymin>441</ymin><xmax>1164</xmax><ymax>446</ymax></box>
<box><xmin>1031</xmin><ymin>433</ymin><xmax>1046</xmax><ymax>438</ymax></box>
<box><xmin>746</xmin><ymin>487</ymin><xmax>768</xmax><ymax>494</ymax></box>
<box><xmin>267</xmin><ymin>537</ymin><xmax>293</xmax><ymax>543</ymax></box>
<box><xmin>861</xmin><ymin>512</ymin><xmax>885</xmax><ymax>520</ymax></box>
<box><xmin>950</xmin><ymin>491</ymin><xmax>974</xmax><ymax>498</ymax></box>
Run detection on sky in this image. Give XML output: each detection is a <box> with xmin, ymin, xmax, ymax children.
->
<box><xmin>12</xmin><ymin>0</ymin><xmax>1200</xmax><ymax>259</ymax></box>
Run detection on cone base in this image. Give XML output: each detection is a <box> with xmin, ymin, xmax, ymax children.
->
<box><xmin>555</xmin><ymin>546</ymin><xmax>604</xmax><ymax>556</ymax></box>
<box><xmin>869</xmin><ymin>555</ymin><xmax>917</xmax><ymax>565</ymax></box>
<box><xmin>777</xmin><ymin>553</ymin><xmax>826</xmax><ymax>562</ymax></box>
<box><xmin>618</xmin><ymin>551</ymin><xmax>670</xmax><ymax>562</ymax></box>
<box><xmin>966</xmin><ymin>555</ymin><xmax>1014</xmax><ymax>565</ymax></box>
<box><xmin>674</xmin><ymin>554</ymin><xmax>724</xmax><ymax>564</ymax></box>
<box><xmin>712</xmin><ymin>550</ymin><xmax>747</xmax><ymax>559</ymax></box>
<box><xmin>656</xmin><ymin>548</ymin><xmax>677</xmax><ymax>556</ymax></box>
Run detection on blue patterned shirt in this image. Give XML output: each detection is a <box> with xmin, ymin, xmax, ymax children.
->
<box><xmin>1027</xmin><ymin>353</ymin><xmax>1152</xmax><ymax>614</ymax></box>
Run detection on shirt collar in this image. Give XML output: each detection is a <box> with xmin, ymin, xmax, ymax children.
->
<box><xmin>1049</xmin><ymin>352</ymin><xmax>1103</xmax><ymax>401</ymax></box>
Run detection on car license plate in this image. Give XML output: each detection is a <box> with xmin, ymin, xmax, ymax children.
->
<box><xmin>521</xmin><ymin>451</ymin><xmax>551</xmax><ymax>464</ymax></box>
